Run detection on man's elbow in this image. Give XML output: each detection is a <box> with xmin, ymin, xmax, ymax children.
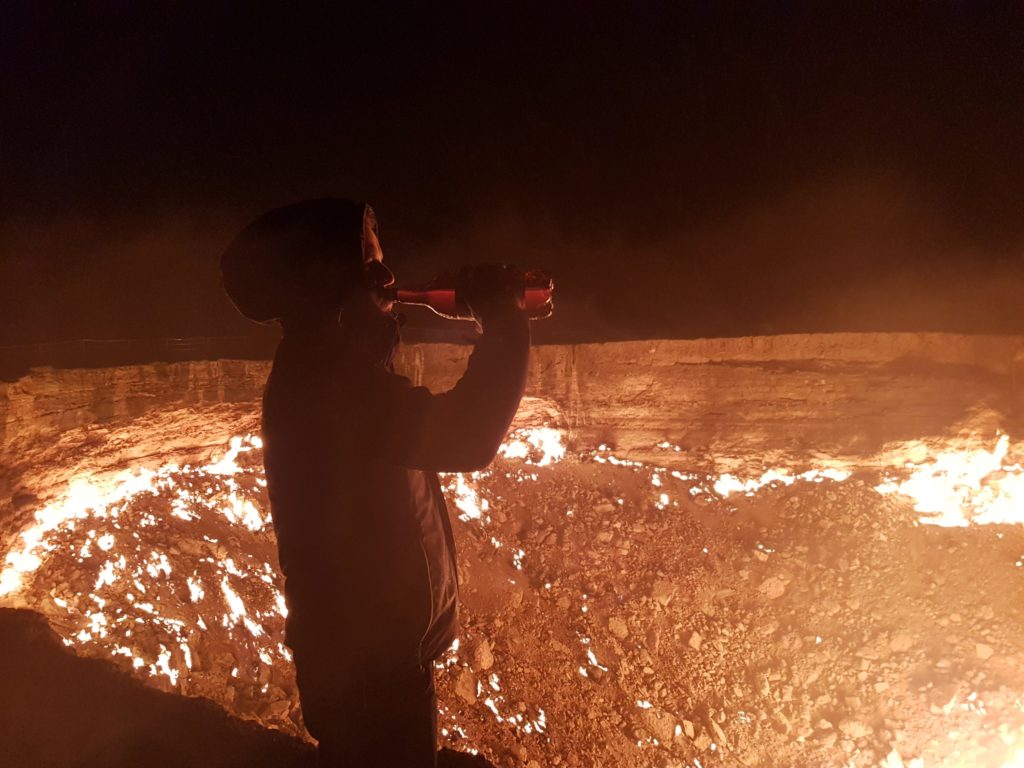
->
<box><xmin>436</xmin><ymin>426</ymin><xmax>508</xmax><ymax>472</ymax></box>
<box><xmin>452</xmin><ymin>438</ymin><xmax>503</xmax><ymax>472</ymax></box>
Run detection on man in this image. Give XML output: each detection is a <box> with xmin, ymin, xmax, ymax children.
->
<box><xmin>221</xmin><ymin>199</ymin><xmax>536</xmax><ymax>767</ymax></box>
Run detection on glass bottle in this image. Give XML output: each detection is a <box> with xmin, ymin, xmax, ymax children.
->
<box><xmin>392</xmin><ymin>267</ymin><xmax>553</xmax><ymax>320</ymax></box>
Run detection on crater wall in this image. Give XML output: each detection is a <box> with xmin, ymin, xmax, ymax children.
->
<box><xmin>2</xmin><ymin>333</ymin><xmax>1020</xmax><ymax>466</ymax></box>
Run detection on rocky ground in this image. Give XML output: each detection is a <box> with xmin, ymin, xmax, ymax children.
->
<box><xmin>440</xmin><ymin>444</ymin><xmax>1024</xmax><ymax>767</ymax></box>
<box><xmin>4</xmin><ymin>421</ymin><xmax>1023</xmax><ymax>767</ymax></box>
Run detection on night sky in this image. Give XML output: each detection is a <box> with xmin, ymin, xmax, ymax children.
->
<box><xmin>2</xmin><ymin>2</ymin><xmax>1023</xmax><ymax>347</ymax></box>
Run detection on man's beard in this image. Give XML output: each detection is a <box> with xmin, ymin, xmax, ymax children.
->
<box><xmin>341</xmin><ymin>301</ymin><xmax>403</xmax><ymax>369</ymax></box>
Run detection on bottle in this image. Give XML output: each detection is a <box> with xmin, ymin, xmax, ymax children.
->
<box><xmin>392</xmin><ymin>267</ymin><xmax>554</xmax><ymax>320</ymax></box>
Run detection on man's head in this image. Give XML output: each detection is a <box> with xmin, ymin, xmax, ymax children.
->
<box><xmin>221</xmin><ymin>198</ymin><xmax>395</xmax><ymax>325</ymax></box>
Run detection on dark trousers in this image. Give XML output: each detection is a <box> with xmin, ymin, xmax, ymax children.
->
<box><xmin>293</xmin><ymin>643</ymin><xmax>438</xmax><ymax>768</ymax></box>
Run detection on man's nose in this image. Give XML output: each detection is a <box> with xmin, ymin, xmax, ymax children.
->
<box><xmin>368</xmin><ymin>260</ymin><xmax>395</xmax><ymax>288</ymax></box>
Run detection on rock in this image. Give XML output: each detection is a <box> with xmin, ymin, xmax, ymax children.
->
<box><xmin>681</xmin><ymin>719</ymin><xmax>696</xmax><ymax>739</ymax></box>
<box><xmin>976</xmin><ymin>643</ymin><xmax>994</xmax><ymax>660</ymax></box>
<box><xmin>758</xmin><ymin>619</ymin><xmax>780</xmax><ymax>636</ymax></box>
<box><xmin>928</xmin><ymin>682</ymin><xmax>958</xmax><ymax>709</ymax></box>
<box><xmin>693</xmin><ymin>730</ymin><xmax>713</xmax><ymax>751</ymax></box>
<box><xmin>456</xmin><ymin>668</ymin><xmax>477</xmax><ymax>704</ymax></box>
<box><xmin>710</xmin><ymin>719</ymin><xmax>728</xmax><ymax>745</ymax></box>
<box><xmin>263</xmin><ymin>699</ymin><xmax>291</xmax><ymax>720</ymax></box>
<box><xmin>838</xmin><ymin>719</ymin><xmax>871</xmax><ymax>739</ymax></box>
<box><xmin>472</xmin><ymin>639</ymin><xmax>494</xmax><ymax>671</ymax></box>
<box><xmin>758</xmin><ymin>576</ymin><xmax>787</xmax><ymax>599</ymax></box>
<box><xmin>688</xmin><ymin>631</ymin><xmax>703</xmax><ymax>651</ymax></box>
<box><xmin>651</xmin><ymin>579</ymin><xmax>676</xmax><ymax>607</ymax></box>
<box><xmin>608</xmin><ymin>616</ymin><xmax>629</xmax><ymax>639</ymax></box>
<box><xmin>645</xmin><ymin>626</ymin><xmax>661</xmax><ymax>652</ymax></box>
<box><xmin>771</xmin><ymin>712</ymin><xmax>792</xmax><ymax>734</ymax></box>
<box><xmin>889</xmin><ymin>632</ymin><xmax>914</xmax><ymax>652</ymax></box>
<box><xmin>641</xmin><ymin>708</ymin><xmax>676</xmax><ymax>743</ymax></box>
<box><xmin>815</xmin><ymin>731</ymin><xmax>838</xmax><ymax>748</ymax></box>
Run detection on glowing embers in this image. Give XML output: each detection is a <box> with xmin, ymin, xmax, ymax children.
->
<box><xmin>875</xmin><ymin>433</ymin><xmax>1024</xmax><ymax>527</ymax></box>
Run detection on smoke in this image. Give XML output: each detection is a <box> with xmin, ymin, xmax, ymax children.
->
<box><xmin>2</xmin><ymin>173</ymin><xmax>1022</xmax><ymax>348</ymax></box>
<box><xmin>0</xmin><ymin>210</ymin><xmax>259</xmax><ymax>347</ymax></box>
<box><xmin>399</xmin><ymin>172</ymin><xmax>1024</xmax><ymax>343</ymax></box>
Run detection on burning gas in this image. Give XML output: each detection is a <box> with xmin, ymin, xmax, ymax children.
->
<box><xmin>1</xmin><ymin>426</ymin><xmax>1022</xmax><ymax>762</ymax></box>
<box><xmin>0</xmin><ymin>435</ymin><xmax>297</xmax><ymax>731</ymax></box>
<box><xmin>874</xmin><ymin>433</ymin><xmax>1024</xmax><ymax>527</ymax></box>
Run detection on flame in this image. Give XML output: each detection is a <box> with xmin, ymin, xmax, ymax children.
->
<box><xmin>449</xmin><ymin>472</ymin><xmax>489</xmax><ymax>522</ymax></box>
<box><xmin>497</xmin><ymin>427</ymin><xmax>566</xmax><ymax>467</ymax></box>
<box><xmin>0</xmin><ymin>434</ymin><xmax>296</xmax><ymax>731</ymax></box>
<box><xmin>710</xmin><ymin>467</ymin><xmax>852</xmax><ymax>498</ymax></box>
<box><xmin>1003</xmin><ymin>747</ymin><xmax>1024</xmax><ymax>768</ymax></box>
<box><xmin>875</xmin><ymin>433</ymin><xmax>1024</xmax><ymax>527</ymax></box>
<box><xmin>677</xmin><ymin>434</ymin><xmax>1023</xmax><ymax>530</ymax></box>
<box><xmin>3</xmin><ymin>421</ymin><xmax>1023</xmax><ymax>760</ymax></box>
<box><xmin>0</xmin><ymin>428</ymin><xmax>569</xmax><ymax>741</ymax></box>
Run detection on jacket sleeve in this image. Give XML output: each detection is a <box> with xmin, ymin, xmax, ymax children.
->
<box><xmin>375</xmin><ymin>309</ymin><xmax>531</xmax><ymax>472</ymax></box>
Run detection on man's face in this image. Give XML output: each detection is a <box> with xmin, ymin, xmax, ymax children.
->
<box><xmin>358</xmin><ymin>211</ymin><xmax>396</xmax><ymax>313</ymax></box>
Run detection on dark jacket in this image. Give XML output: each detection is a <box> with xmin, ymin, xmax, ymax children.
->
<box><xmin>261</xmin><ymin>311</ymin><xmax>530</xmax><ymax>664</ymax></box>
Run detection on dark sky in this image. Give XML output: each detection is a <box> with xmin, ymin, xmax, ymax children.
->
<box><xmin>2</xmin><ymin>2</ymin><xmax>1023</xmax><ymax>346</ymax></box>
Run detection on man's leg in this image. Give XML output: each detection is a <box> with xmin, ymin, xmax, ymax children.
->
<box><xmin>294</xmin><ymin>644</ymin><xmax>437</xmax><ymax>768</ymax></box>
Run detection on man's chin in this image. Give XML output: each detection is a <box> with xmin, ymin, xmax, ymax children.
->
<box><xmin>345</xmin><ymin>303</ymin><xmax>398</xmax><ymax>328</ymax></box>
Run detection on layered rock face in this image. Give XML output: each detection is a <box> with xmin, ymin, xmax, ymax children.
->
<box><xmin>3</xmin><ymin>332</ymin><xmax>1020</xmax><ymax>468</ymax></box>
<box><xmin>0</xmin><ymin>333</ymin><xmax>1022</xmax><ymax>767</ymax></box>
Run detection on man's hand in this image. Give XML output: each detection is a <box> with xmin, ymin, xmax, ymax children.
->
<box><xmin>455</xmin><ymin>264</ymin><xmax>527</xmax><ymax>327</ymax></box>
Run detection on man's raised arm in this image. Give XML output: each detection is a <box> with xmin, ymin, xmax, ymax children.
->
<box><xmin>377</xmin><ymin>305</ymin><xmax>530</xmax><ymax>472</ymax></box>
<box><xmin>375</xmin><ymin>266</ymin><xmax>539</xmax><ymax>472</ymax></box>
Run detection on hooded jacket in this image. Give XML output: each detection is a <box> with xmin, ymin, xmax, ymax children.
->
<box><xmin>261</xmin><ymin>311</ymin><xmax>529</xmax><ymax>664</ymax></box>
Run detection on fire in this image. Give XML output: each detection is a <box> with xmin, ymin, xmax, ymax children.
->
<box><xmin>3</xmin><ymin>423</ymin><xmax>1023</xmax><ymax>762</ymax></box>
<box><xmin>448</xmin><ymin>472</ymin><xmax>490</xmax><ymax>522</ymax></box>
<box><xmin>0</xmin><ymin>426</ymin><xmax>573</xmax><ymax>741</ymax></box>
<box><xmin>497</xmin><ymin>427</ymin><xmax>566</xmax><ymax>466</ymax></box>
<box><xmin>710</xmin><ymin>467</ymin><xmax>852</xmax><ymax>498</ymax></box>
<box><xmin>0</xmin><ymin>434</ymin><xmax>298</xmax><ymax>733</ymax></box>
<box><xmin>875</xmin><ymin>433</ymin><xmax>1024</xmax><ymax>527</ymax></box>
<box><xmin>661</xmin><ymin>433</ymin><xmax>1023</xmax><ymax>530</ymax></box>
